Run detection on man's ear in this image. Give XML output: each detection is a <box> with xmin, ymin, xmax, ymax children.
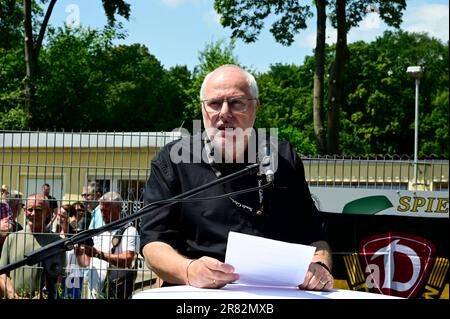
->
<box><xmin>255</xmin><ymin>98</ymin><xmax>260</xmax><ymax>111</ymax></box>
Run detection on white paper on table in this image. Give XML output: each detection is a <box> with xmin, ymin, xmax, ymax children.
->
<box><xmin>224</xmin><ymin>231</ymin><xmax>316</xmax><ymax>287</ymax></box>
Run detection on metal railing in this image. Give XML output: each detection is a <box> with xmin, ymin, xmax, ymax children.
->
<box><xmin>1</xmin><ymin>130</ymin><xmax>448</xmax><ymax>298</ymax></box>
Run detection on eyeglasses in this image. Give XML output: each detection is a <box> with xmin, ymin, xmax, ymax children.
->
<box><xmin>76</xmin><ymin>208</ymin><xmax>85</xmax><ymax>212</ymax></box>
<box><xmin>201</xmin><ymin>96</ymin><xmax>256</xmax><ymax>114</ymax></box>
<box><xmin>81</xmin><ymin>193</ymin><xmax>94</xmax><ymax>198</ymax></box>
<box><xmin>26</xmin><ymin>207</ymin><xmax>43</xmax><ymax>213</ymax></box>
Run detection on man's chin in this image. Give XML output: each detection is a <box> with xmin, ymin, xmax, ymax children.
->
<box><xmin>211</xmin><ymin>139</ymin><xmax>247</xmax><ymax>163</ymax></box>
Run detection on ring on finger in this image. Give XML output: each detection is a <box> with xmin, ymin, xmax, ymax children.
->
<box><xmin>212</xmin><ymin>279</ymin><xmax>216</xmax><ymax>285</ymax></box>
<box><xmin>319</xmin><ymin>279</ymin><xmax>327</xmax><ymax>285</ymax></box>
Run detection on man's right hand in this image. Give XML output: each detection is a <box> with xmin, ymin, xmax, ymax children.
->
<box><xmin>186</xmin><ymin>256</ymin><xmax>239</xmax><ymax>289</ymax></box>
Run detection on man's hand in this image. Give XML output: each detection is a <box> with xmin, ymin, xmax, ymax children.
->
<box><xmin>186</xmin><ymin>256</ymin><xmax>239</xmax><ymax>289</ymax></box>
<box><xmin>0</xmin><ymin>218</ymin><xmax>12</xmax><ymax>243</ymax></box>
<box><xmin>74</xmin><ymin>244</ymin><xmax>97</xmax><ymax>257</ymax></box>
<box><xmin>298</xmin><ymin>261</ymin><xmax>334</xmax><ymax>291</ymax></box>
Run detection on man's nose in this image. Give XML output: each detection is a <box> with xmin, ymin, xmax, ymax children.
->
<box><xmin>219</xmin><ymin>100</ymin><xmax>232</xmax><ymax>117</ymax></box>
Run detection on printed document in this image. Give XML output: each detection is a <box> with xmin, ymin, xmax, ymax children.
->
<box><xmin>224</xmin><ymin>231</ymin><xmax>316</xmax><ymax>287</ymax></box>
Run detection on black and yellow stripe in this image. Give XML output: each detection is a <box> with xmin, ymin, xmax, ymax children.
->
<box><xmin>343</xmin><ymin>253</ymin><xmax>365</xmax><ymax>286</ymax></box>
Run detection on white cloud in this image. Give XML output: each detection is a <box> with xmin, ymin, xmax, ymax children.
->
<box><xmin>326</xmin><ymin>28</ymin><xmax>338</xmax><ymax>45</ymax></box>
<box><xmin>359</xmin><ymin>12</ymin><xmax>382</xmax><ymax>31</ymax></box>
<box><xmin>348</xmin><ymin>13</ymin><xmax>385</xmax><ymax>43</ymax></box>
<box><xmin>298</xmin><ymin>27</ymin><xmax>339</xmax><ymax>50</ymax></box>
<box><xmin>295</xmin><ymin>2</ymin><xmax>449</xmax><ymax>50</ymax></box>
<box><xmin>203</xmin><ymin>9</ymin><xmax>221</xmax><ymax>26</ymax></box>
<box><xmin>298</xmin><ymin>13</ymin><xmax>382</xmax><ymax>49</ymax></box>
<box><xmin>298</xmin><ymin>31</ymin><xmax>317</xmax><ymax>49</ymax></box>
<box><xmin>403</xmin><ymin>4</ymin><xmax>449</xmax><ymax>41</ymax></box>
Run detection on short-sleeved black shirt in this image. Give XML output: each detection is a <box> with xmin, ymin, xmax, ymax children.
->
<box><xmin>140</xmin><ymin>134</ymin><xmax>326</xmax><ymax>262</ymax></box>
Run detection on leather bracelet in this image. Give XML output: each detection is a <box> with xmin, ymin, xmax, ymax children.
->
<box><xmin>186</xmin><ymin>259</ymin><xmax>196</xmax><ymax>286</ymax></box>
<box><xmin>315</xmin><ymin>261</ymin><xmax>332</xmax><ymax>274</ymax></box>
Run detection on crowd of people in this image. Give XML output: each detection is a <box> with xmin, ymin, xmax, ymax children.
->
<box><xmin>0</xmin><ymin>182</ymin><xmax>140</xmax><ymax>299</ymax></box>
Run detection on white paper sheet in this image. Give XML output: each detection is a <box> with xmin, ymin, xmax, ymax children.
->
<box><xmin>133</xmin><ymin>284</ymin><xmax>402</xmax><ymax>299</ymax></box>
<box><xmin>224</xmin><ymin>231</ymin><xmax>316</xmax><ymax>287</ymax></box>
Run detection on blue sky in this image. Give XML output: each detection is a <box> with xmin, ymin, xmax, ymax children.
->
<box><xmin>47</xmin><ymin>0</ymin><xmax>449</xmax><ymax>73</ymax></box>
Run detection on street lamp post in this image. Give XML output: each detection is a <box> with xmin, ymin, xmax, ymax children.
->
<box><xmin>406</xmin><ymin>66</ymin><xmax>423</xmax><ymax>190</ymax></box>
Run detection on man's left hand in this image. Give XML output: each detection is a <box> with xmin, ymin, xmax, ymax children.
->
<box><xmin>298</xmin><ymin>262</ymin><xmax>334</xmax><ymax>291</ymax></box>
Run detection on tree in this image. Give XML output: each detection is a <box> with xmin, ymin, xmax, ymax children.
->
<box><xmin>182</xmin><ymin>39</ymin><xmax>240</xmax><ymax>129</ymax></box>
<box><xmin>256</xmin><ymin>63</ymin><xmax>317</xmax><ymax>154</ymax></box>
<box><xmin>214</xmin><ymin>0</ymin><xmax>406</xmax><ymax>154</ymax></box>
<box><xmin>36</xmin><ymin>26</ymin><xmax>186</xmax><ymax>131</ymax></box>
<box><xmin>325</xmin><ymin>0</ymin><xmax>406</xmax><ymax>154</ymax></box>
<box><xmin>214</xmin><ymin>0</ymin><xmax>322</xmax><ymax>151</ymax></box>
<box><xmin>21</xmin><ymin>0</ymin><xmax>131</xmax><ymax>127</ymax></box>
<box><xmin>0</xmin><ymin>47</ymin><xmax>28</xmax><ymax>129</ymax></box>
<box><xmin>0</xmin><ymin>0</ymin><xmax>23</xmax><ymax>49</ymax></box>
<box><xmin>313</xmin><ymin>0</ymin><xmax>327</xmax><ymax>153</ymax></box>
<box><xmin>340</xmin><ymin>31</ymin><xmax>448</xmax><ymax>157</ymax></box>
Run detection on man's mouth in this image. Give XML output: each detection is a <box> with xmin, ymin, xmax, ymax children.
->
<box><xmin>217</xmin><ymin>124</ymin><xmax>235</xmax><ymax>131</ymax></box>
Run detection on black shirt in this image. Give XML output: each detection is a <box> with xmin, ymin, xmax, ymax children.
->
<box><xmin>140</xmin><ymin>134</ymin><xmax>326</xmax><ymax>262</ymax></box>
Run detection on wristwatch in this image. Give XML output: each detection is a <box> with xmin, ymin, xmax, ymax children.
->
<box><xmin>95</xmin><ymin>251</ymin><xmax>105</xmax><ymax>260</ymax></box>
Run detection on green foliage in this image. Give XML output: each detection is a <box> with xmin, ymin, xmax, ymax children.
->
<box><xmin>182</xmin><ymin>39</ymin><xmax>239</xmax><ymax>127</ymax></box>
<box><xmin>0</xmin><ymin>8</ymin><xmax>447</xmax><ymax>159</ymax></box>
<box><xmin>101</xmin><ymin>0</ymin><xmax>131</xmax><ymax>26</ymax></box>
<box><xmin>256</xmin><ymin>63</ymin><xmax>316</xmax><ymax>155</ymax></box>
<box><xmin>0</xmin><ymin>47</ymin><xmax>25</xmax><ymax>129</ymax></box>
<box><xmin>329</xmin><ymin>0</ymin><xmax>406</xmax><ymax>29</ymax></box>
<box><xmin>34</xmin><ymin>26</ymin><xmax>185</xmax><ymax>131</ymax></box>
<box><xmin>214</xmin><ymin>0</ymin><xmax>312</xmax><ymax>46</ymax></box>
<box><xmin>279</xmin><ymin>126</ymin><xmax>317</xmax><ymax>155</ymax></box>
<box><xmin>0</xmin><ymin>0</ymin><xmax>23</xmax><ymax>49</ymax></box>
<box><xmin>341</xmin><ymin>31</ymin><xmax>448</xmax><ymax>157</ymax></box>
<box><xmin>420</xmin><ymin>90</ymin><xmax>449</xmax><ymax>158</ymax></box>
<box><xmin>0</xmin><ymin>106</ymin><xmax>30</xmax><ymax>129</ymax></box>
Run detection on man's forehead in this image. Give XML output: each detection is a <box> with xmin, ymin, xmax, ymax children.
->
<box><xmin>27</xmin><ymin>199</ymin><xmax>44</xmax><ymax>206</ymax></box>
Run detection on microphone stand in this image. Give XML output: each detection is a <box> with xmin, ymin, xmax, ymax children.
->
<box><xmin>0</xmin><ymin>163</ymin><xmax>261</xmax><ymax>275</ymax></box>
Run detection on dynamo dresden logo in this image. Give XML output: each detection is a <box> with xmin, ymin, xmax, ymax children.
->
<box><xmin>359</xmin><ymin>232</ymin><xmax>435</xmax><ymax>298</ymax></box>
<box><xmin>343</xmin><ymin>232</ymin><xmax>448</xmax><ymax>298</ymax></box>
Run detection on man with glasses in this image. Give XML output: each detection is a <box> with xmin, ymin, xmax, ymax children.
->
<box><xmin>140</xmin><ymin>65</ymin><xmax>333</xmax><ymax>291</ymax></box>
<box><xmin>0</xmin><ymin>194</ymin><xmax>65</xmax><ymax>298</ymax></box>
<box><xmin>71</xmin><ymin>201</ymin><xmax>91</xmax><ymax>231</ymax></box>
<box><xmin>75</xmin><ymin>192</ymin><xmax>139</xmax><ymax>299</ymax></box>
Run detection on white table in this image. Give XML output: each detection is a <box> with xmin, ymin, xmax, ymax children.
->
<box><xmin>133</xmin><ymin>283</ymin><xmax>401</xmax><ymax>299</ymax></box>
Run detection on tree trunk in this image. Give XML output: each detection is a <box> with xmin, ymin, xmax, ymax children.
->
<box><xmin>23</xmin><ymin>0</ymin><xmax>58</xmax><ymax>127</ymax></box>
<box><xmin>36</xmin><ymin>0</ymin><xmax>58</xmax><ymax>58</ymax></box>
<box><xmin>313</xmin><ymin>0</ymin><xmax>327</xmax><ymax>154</ymax></box>
<box><xmin>327</xmin><ymin>0</ymin><xmax>348</xmax><ymax>154</ymax></box>
<box><xmin>23</xmin><ymin>0</ymin><xmax>34</xmax><ymax>124</ymax></box>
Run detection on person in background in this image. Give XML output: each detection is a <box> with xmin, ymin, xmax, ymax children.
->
<box><xmin>0</xmin><ymin>190</ymin><xmax>24</xmax><ymax>253</ymax></box>
<box><xmin>81</xmin><ymin>182</ymin><xmax>104</xmax><ymax>230</ymax></box>
<box><xmin>0</xmin><ymin>194</ymin><xmax>65</xmax><ymax>299</ymax></box>
<box><xmin>0</xmin><ymin>185</ymin><xmax>8</xmax><ymax>201</ymax></box>
<box><xmin>55</xmin><ymin>204</ymin><xmax>77</xmax><ymax>238</ymax></box>
<box><xmin>72</xmin><ymin>201</ymin><xmax>91</xmax><ymax>231</ymax></box>
<box><xmin>75</xmin><ymin>192</ymin><xmax>139</xmax><ymax>299</ymax></box>
<box><xmin>42</xmin><ymin>183</ymin><xmax>58</xmax><ymax>231</ymax></box>
<box><xmin>140</xmin><ymin>64</ymin><xmax>333</xmax><ymax>291</ymax></box>
<box><xmin>0</xmin><ymin>185</ymin><xmax>10</xmax><ymax>221</ymax></box>
<box><xmin>42</xmin><ymin>183</ymin><xmax>58</xmax><ymax>214</ymax></box>
<box><xmin>0</xmin><ymin>198</ymin><xmax>11</xmax><ymax>253</ymax></box>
